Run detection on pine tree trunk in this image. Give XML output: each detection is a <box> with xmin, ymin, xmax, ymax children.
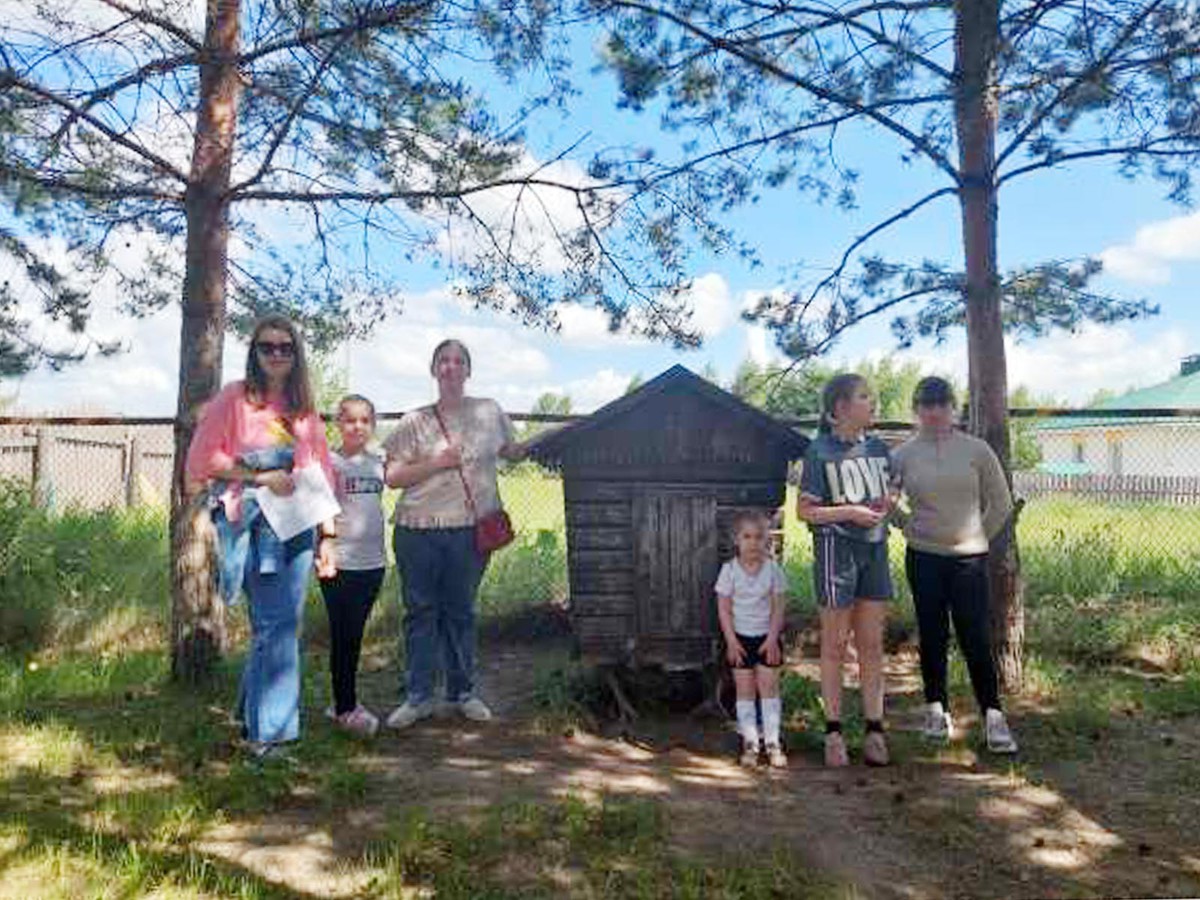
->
<box><xmin>170</xmin><ymin>0</ymin><xmax>243</xmax><ymax>682</ymax></box>
<box><xmin>954</xmin><ymin>0</ymin><xmax>1023</xmax><ymax>692</ymax></box>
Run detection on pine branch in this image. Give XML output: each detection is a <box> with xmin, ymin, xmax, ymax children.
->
<box><xmin>997</xmin><ymin>139</ymin><xmax>1200</xmax><ymax>185</ymax></box>
<box><xmin>804</xmin><ymin>185</ymin><xmax>957</xmax><ymax>309</ymax></box>
<box><xmin>6</xmin><ymin>73</ymin><xmax>189</xmax><ymax>182</ymax></box>
<box><xmin>994</xmin><ymin>0</ymin><xmax>1167</xmax><ymax>171</ymax></box>
<box><xmin>96</xmin><ymin>0</ymin><xmax>203</xmax><ymax>50</ymax></box>
<box><xmin>599</xmin><ymin>0</ymin><xmax>962</xmax><ymax>181</ymax></box>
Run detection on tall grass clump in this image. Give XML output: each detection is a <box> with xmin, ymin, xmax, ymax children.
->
<box><xmin>1019</xmin><ymin>498</ymin><xmax>1200</xmax><ymax>600</ymax></box>
<box><xmin>0</xmin><ymin>480</ymin><xmax>168</xmax><ymax>654</ymax></box>
<box><xmin>478</xmin><ymin>527</ymin><xmax>568</xmax><ymax>619</ymax></box>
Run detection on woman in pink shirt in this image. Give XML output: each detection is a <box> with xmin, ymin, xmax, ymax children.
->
<box><xmin>185</xmin><ymin>314</ymin><xmax>335</xmax><ymax>758</ymax></box>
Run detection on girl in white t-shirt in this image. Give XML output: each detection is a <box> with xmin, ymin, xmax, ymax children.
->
<box><xmin>318</xmin><ymin>394</ymin><xmax>387</xmax><ymax>737</ymax></box>
<box><xmin>715</xmin><ymin>510</ymin><xmax>789</xmax><ymax>768</ymax></box>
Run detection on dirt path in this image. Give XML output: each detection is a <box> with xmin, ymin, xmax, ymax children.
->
<box><xmin>197</xmin><ymin>635</ymin><xmax>1200</xmax><ymax>899</ymax></box>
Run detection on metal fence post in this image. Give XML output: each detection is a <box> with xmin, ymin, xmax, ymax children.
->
<box><xmin>32</xmin><ymin>428</ymin><xmax>53</xmax><ymax>507</ymax></box>
<box><xmin>126</xmin><ymin>434</ymin><xmax>143</xmax><ymax>508</ymax></box>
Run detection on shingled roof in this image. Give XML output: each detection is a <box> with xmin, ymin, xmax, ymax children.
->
<box><xmin>528</xmin><ymin>364</ymin><xmax>810</xmax><ymax>462</ymax></box>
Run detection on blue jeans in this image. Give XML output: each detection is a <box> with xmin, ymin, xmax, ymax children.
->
<box><xmin>394</xmin><ymin>526</ymin><xmax>485</xmax><ymax>705</ymax></box>
<box><xmin>237</xmin><ymin>527</ymin><xmax>315</xmax><ymax>744</ymax></box>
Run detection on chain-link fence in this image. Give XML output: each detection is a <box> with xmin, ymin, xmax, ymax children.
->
<box><xmin>4</xmin><ymin>408</ymin><xmax>1199</xmax><ymax>606</ymax></box>
<box><xmin>1011</xmin><ymin>408</ymin><xmax>1200</xmax><ymax>601</ymax></box>
<box><xmin>0</xmin><ymin>419</ymin><xmax>176</xmax><ymax>510</ymax></box>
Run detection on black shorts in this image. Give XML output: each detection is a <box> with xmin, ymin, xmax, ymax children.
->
<box><xmin>731</xmin><ymin>633</ymin><xmax>782</xmax><ymax>669</ymax></box>
<box><xmin>813</xmin><ymin>533</ymin><xmax>893</xmax><ymax>609</ymax></box>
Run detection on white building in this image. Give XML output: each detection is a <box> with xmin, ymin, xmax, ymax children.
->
<box><xmin>1032</xmin><ymin>356</ymin><xmax>1200</xmax><ymax>478</ymax></box>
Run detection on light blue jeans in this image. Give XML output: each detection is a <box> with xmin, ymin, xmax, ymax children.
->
<box><xmin>393</xmin><ymin>526</ymin><xmax>485</xmax><ymax>705</ymax></box>
<box><xmin>237</xmin><ymin>527</ymin><xmax>315</xmax><ymax>744</ymax></box>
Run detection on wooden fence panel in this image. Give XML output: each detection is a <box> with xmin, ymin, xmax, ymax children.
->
<box><xmin>1014</xmin><ymin>472</ymin><xmax>1200</xmax><ymax>504</ymax></box>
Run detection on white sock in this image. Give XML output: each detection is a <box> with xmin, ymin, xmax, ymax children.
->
<box><xmin>761</xmin><ymin>697</ymin><xmax>782</xmax><ymax>746</ymax></box>
<box><xmin>735</xmin><ymin>700</ymin><xmax>759</xmax><ymax>745</ymax></box>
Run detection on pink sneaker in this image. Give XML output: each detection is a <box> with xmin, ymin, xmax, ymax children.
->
<box><xmin>333</xmin><ymin>705</ymin><xmax>379</xmax><ymax>738</ymax></box>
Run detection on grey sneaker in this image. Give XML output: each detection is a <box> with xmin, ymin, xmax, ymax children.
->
<box><xmin>985</xmin><ymin>708</ymin><xmax>1018</xmax><ymax>754</ymax></box>
<box><xmin>922</xmin><ymin>701</ymin><xmax>953</xmax><ymax>742</ymax></box>
<box><xmin>824</xmin><ymin>732</ymin><xmax>849</xmax><ymax>767</ymax></box>
<box><xmin>385</xmin><ymin>700</ymin><xmax>435</xmax><ymax>730</ymax></box>
<box><xmin>458</xmin><ymin>697</ymin><xmax>493</xmax><ymax>722</ymax></box>
<box><xmin>863</xmin><ymin>731</ymin><xmax>890</xmax><ymax>767</ymax></box>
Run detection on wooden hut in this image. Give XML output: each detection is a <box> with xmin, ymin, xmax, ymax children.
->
<box><xmin>529</xmin><ymin>365</ymin><xmax>810</xmax><ymax>673</ymax></box>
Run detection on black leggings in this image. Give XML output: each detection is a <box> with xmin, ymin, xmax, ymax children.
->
<box><xmin>904</xmin><ymin>549</ymin><xmax>1000</xmax><ymax>713</ymax></box>
<box><xmin>319</xmin><ymin>567</ymin><xmax>385</xmax><ymax>715</ymax></box>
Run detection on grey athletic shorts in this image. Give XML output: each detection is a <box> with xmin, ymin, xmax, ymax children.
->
<box><xmin>813</xmin><ymin>533</ymin><xmax>893</xmax><ymax>609</ymax></box>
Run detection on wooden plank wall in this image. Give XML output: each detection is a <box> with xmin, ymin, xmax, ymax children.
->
<box><xmin>566</xmin><ymin>478</ymin><xmax>786</xmax><ymax>665</ymax></box>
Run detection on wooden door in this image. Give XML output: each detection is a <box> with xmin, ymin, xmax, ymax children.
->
<box><xmin>633</xmin><ymin>492</ymin><xmax>719</xmax><ymax>654</ymax></box>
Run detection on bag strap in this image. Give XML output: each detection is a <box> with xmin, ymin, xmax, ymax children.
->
<box><xmin>431</xmin><ymin>404</ymin><xmax>478</xmax><ymax>519</ymax></box>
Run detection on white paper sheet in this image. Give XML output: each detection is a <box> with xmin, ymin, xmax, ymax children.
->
<box><xmin>254</xmin><ymin>462</ymin><xmax>341</xmax><ymax>541</ymax></box>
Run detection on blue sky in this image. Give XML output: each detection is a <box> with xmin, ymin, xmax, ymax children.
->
<box><xmin>3</xmin><ymin>15</ymin><xmax>1199</xmax><ymax>416</ymax></box>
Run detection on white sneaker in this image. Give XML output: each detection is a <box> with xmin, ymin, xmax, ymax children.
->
<box><xmin>334</xmin><ymin>705</ymin><xmax>380</xmax><ymax>738</ymax></box>
<box><xmin>985</xmin><ymin>708</ymin><xmax>1018</xmax><ymax>754</ymax></box>
<box><xmin>458</xmin><ymin>697</ymin><xmax>493</xmax><ymax>722</ymax></box>
<box><xmin>385</xmin><ymin>700</ymin><xmax>435</xmax><ymax>730</ymax></box>
<box><xmin>922</xmin><ymin>702</ymin><xmax>953</xmax><ymax>742</ymax></box>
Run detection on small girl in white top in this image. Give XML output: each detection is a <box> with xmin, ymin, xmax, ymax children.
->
<box><xmin>318</xmin><ymin>394</ymin><xmax>387</xmax><ymax>737</ymax></box>
<box><xmin>715</xmin><ymin>510</ymin><xmax>789</xmax><ymax>768</ymax></box>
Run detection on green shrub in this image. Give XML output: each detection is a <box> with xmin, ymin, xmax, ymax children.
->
<box><xmin>478</xmin><ymin>527</ymin><xmax>567</xmax><ymax>619</ymax></box>
<box><xmin>0</xmin><ymin>482</ymin><xmax>168</xmax><ymax>653</ymax></box>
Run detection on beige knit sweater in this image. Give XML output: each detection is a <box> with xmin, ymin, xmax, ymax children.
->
<box><xmin>891</xmin><ymin>428</ymin><xmax>1013</xmax><ymax>556</ymax></box>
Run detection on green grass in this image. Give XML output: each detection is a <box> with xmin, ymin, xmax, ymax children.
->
<box><xmin>0</xmin><ymin>652</ymin><xmax>841</xmax><ymax>899</ymax></box>
<box><xmin>0</xmin><ymin>480</ymin><xmax>168</xmax><ymax>653</ymax></box>
<box><xmin>359</xmin><ymin>794</ymin><xmax>842</xmax><ymax>899</ymax></box>
<box><xmin>1019</xmin><ymin>497</ymin><xmax>1200</xmax><ymax>600</ymax></box>
<box><xmin>4</xmin><ymin>472</ymin><xmax>1200</xmax><ymax>895</ymax></box>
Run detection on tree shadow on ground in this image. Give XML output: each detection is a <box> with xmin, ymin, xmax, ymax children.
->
<box><xmin>4</xmin><ymin>623</ymin><xmax>1200</xmax><ymax>899</ymax></box>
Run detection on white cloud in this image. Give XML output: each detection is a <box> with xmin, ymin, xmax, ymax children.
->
<box><xmin>487</xmin><ymin>368</ymin><xmax>632</xmax><ymax>415</ymax></box>
<box><xmin>563</xmin><ymin>368</ymin><xmax>632</xmax><ymax>411</ymax></box>
<box><xmin>344</xmin><ymin>318</ymin><xmax>552</xmax><ymax>412</ymax></box>
<box><xmin>680</xmin><ymin>273</ymin><xmax>733</xmax><ymax>338</ymax></box>
<box><xmin>553</xmin><ymin>303</ymin><xmax>633</xmax><ymax>346</ymax></box>
<box><xmin>5</xmin><ymin>306</ymin><xmax>181</xmax><ymax>415</ymax></box>
<box><xmin>1005</xmin><ymin>324</ymin><xmax>1188</xmax><ymax>404</ymax></box>
<box><xmin>436</xmin><ymin>153</ymin><xmax>620</xmax><ymax>275</ymax></box>
<box><xmin>552</xmin><ymin>272</ymin><xmax>735</xmax><ymax>348</ymax></box>
<box><xmin>1099</xmin><ymin>211</ymin><xmax>1200</xmax><ymax>284</ymax></box>
<box><xmin>745</xmin><ymin>324</ymin><xmax>782</xmax><ymax>367</ymax></box>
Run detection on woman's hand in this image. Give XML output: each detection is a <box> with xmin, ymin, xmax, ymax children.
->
<box><xmin>760</xmin><ymin>635</ymin><xmax>782</xmax><ymax>667</ymax></box>
<box><xmin>726</xmin><ymin>638</ymin><xmax>747</xmax><ymax>668</ymax></box>
<box><xmin>315</xmin><ymin>537</ymin><xmax>337</xmax><ymax>579</ymax></box>
<box><xmin>257</xmin><ymin>469</ymin><xmax>295</xmax><ymax>496</ymax></box>
<box><xmin>499</xmin><ymin>439</ymin><xmax>528</xmax><ymax>462</ymax></box>
<box><xmin>433</xmin><ymin>443</ymin><xmax>463</xmax><ymax>471</ymax></box>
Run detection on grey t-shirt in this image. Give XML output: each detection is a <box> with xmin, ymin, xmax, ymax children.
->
<box><xmin>800</xmin><ymin>431</ymin><xmax>892</xmax><ymax>543</ymax></box>
<box><xmin>331</xmin><ymin>450</ymin><xmax>386</xmax><ymax>570</ymax></box>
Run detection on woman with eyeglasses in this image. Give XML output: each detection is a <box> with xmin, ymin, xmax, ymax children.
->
<box><xmin>186</xmin><ymin>314</ymin><xmax>336</xmax><ymax>759</ymax></box>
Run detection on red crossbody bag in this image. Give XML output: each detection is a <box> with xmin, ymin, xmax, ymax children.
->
<box><xmin>432</xmin><ymin>405</ymin><xmax>515</xmax><ymax>556</ymax></box>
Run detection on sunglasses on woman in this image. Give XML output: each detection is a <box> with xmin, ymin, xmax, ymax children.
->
<box><xmin>255</xmin><ymin>340</ymin><xmax>295</xmax><ymax>358</ymax></box>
